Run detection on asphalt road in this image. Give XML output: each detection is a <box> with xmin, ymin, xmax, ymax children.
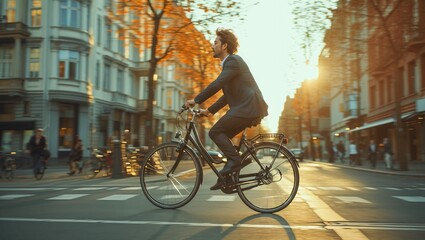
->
<box><xmin>0</xmin><ymin>161</ymin><xmax>424</xmax><ymax>240</ymax></box>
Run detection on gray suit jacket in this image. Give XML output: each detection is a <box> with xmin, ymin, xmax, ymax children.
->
<box><xmin>194</xmin><ymin>54</ymin><xmax>268</xmax><ymax>119</ymax></box>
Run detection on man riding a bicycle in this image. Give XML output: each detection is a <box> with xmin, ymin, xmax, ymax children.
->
<box><xmin>185</xmin><ymin>28</ymin><xmax>268</xmax><ymax>190</ymax></box>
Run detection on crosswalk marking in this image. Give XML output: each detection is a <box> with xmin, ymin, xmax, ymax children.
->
<box><xmin>98</xmin><ymin>194</ymin><xmax>138</xmax><ymax>201</ymax></box>
<box><xmin>0</xmin><ymin>188</ymin><xmax>66</xmax><ymax>191</ymax></box>
<box><xmin>393</xmin><ymin>196</ymin><xmax>425</xmax><ymax>202</ymax></box>
<box><xmin>207</xmin><ymin>195</ymin><xmax>237</xmax><ymax>201</ymax></box>
<box><xmin>47</xmin><ymin>194</ymin><xmax>88</xmax><ymax>200</ymax></box>
<box><xmin>0</xmin><ymin>194</ymin><xmax>34</xmax><ymax>200</ymax></box>
<box><xmin>120</xmin><ymin>187</ymin><xmax>141</xmax><ymax>190</ymax></box>
<box><xmin>319</xmin><ymin>187</ymin><xmax>344</xmax><ymax>191</ymax></box>
<box><xmin>384</xmin><ymin>187</ymin><xmax>402</xmax><ymax>191</ymax></box>
<box><xmin>73</xmin><ymin>187</ymin><xmax>105</xmax><ymax>191</ymax></box>
<box><xmin>332</xmin><ymin>196</ymin><xmax>371</xmax><ymax>204</ymax></box>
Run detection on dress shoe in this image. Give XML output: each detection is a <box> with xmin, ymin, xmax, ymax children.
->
<box><xmin>210</xmin><ymin>178</ymin><xmax>224</xmax><ymax>190</ymax></box>
<box><xmin>219</xmin><ymin>160</ymin><xmax>242</xmax><ymax>175</ymax></box>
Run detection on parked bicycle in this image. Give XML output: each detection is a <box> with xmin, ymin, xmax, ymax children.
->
<box><xmin>1</xmin><ymin>151</ymin><xmax>16</xmax><ymax>180</ymax></box>
<box><xmin>139</xmin><ymin>106</ymin><xmax>300</xmax><ymax>213</ymax></box>
<box><xmin>82</xmin><ymin>148</ymin><xmax>112</xmax><ymax>178</ymax></box>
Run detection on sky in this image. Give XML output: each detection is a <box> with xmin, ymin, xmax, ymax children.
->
<box><xmin>211</xmin><ymin>0</ymin><xmax>320</xmax><ymax>132</ymax></box>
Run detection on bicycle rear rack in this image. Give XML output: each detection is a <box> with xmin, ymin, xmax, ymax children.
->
<box><xmin>250</xmin><ymin>133</ymin><xmax>288</xmax><ymax>144</ymax></box>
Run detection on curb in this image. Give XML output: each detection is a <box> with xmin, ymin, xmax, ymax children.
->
<box><xmin>304</xmin><ymin>160</ymin><xmax>425</xmax><ymax>178</ymax></box>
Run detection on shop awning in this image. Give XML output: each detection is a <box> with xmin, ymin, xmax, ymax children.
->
<box><xmin>348</xmin><ymin>118</ymin><xmax>394</xmax><ymax>132</ymax></box>
<box><xmin>348</xmin><ymin>112</ymin><xmax>415</xmax><ymax>133</ymax></box>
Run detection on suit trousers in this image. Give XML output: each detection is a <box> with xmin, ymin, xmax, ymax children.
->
<box><xmin>209</xmin><ymin>114</ymin><xmax>258</xmax><ymax>163</ymax></box>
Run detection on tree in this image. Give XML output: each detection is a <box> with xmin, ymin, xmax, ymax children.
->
<box><xmin>108</xmin><ymin>0</ymin><xmax>242</xmax><ymax>148</ymax></box>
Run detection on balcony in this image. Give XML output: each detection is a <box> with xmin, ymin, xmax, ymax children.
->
<box><xmin>0</xmin><ymin>22</ymin><xmax>30</xmax><ymax>39</ymax></box>
<box><xmin>130</xmin><ymin>61</ymin><xmax>150</xmax><ymax>77</ymax></box>
<box><xmin>0</xmin><ymin>78</ymin><xmax>25</xmax><ymax>98</ymax></box>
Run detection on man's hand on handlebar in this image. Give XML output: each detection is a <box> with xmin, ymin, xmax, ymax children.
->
<box><xmin>185</xmin><ymin>99</ymin><xmax>196</xmax><ymax>108</ymax></box>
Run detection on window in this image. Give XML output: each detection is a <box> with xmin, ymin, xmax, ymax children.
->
<box><xmin>118</xmin><ymin>28</ymin><xmax>125</xmax><ymax>55</ymax></box>
<box><xmin>378</xmin><ymin>80</ymin><xmax>385</xmax><ymax>106</ymax></box>
<box><xmin>23</xmin><ymin>101</ymin><xmax>30</xmax><ymax>115</ymax></box>
<box><xmin>407</xmin><ymin>60</ymin><xmax>416</xmax><ymax>95</ymax></box>
<box><xmin>105</xmin><ymin>19</ymin><xmax>112</xmax><ymax>49</ymax></box>
<box><xmin>421</xmin><ymin>53</ymin><xmax>425</xmax><ymax>90</ymax></box>
<box><xmin>370</xmin><ymin>86</ymin><xmax>376</xmax><ymax>109</ymax></box>
<box><xmin>6</xmin><ymin>0</ymin><xmax>16</xmax><ymax>22</ymax></box>
<box><xmin>59</xmin><ymin>0</ymin><xmax>81</xmax><ymax>28</ymax></box>
<box><xmin>58</xmin><ymin>103</ymin><xmax>77</xmax><ymax>149</ymax></box>
<box><xmin>117</xmin><ymin>68</ymin><xmax>124</xmax><ymax>92</ymax></box>
<box><xmin>97</xmin><ymin>16</ymin><xmax>102</xmax><ymax>46</ymax></box>
<box><xmin>386</xmin><ymin>75</ymin><xmax>393</xmax><ymax>102</ymax></box>
<box><xmin>103</xmin><ymin>63</ymin><xmax>111</xmax><ymax>90</ymax></box>
<box><xmin>58</xmin><ymin>50</ymin><xmax>79</xmax><ymax>80</ymax></box>
<box><xmin>29</xmin><ymin>48</ymin><xmax>40</xmax><ymax>77</ymax></box>
<box><xmin>31</xmin><ymin>0</ymin><xmax>42</xmax><ymax>27</ymax></box>
<box><xmin>0</xmin><ymin>47</ymin><xmax>13</xmax><ymax>78</ymax></box>
<box><xmin>398</xmin><ymin>67</ymin><xmax>405</xmax><ymax>97</ymax></box>
<box><xmin>95</xmin><ymin>60</ymin><xmax>100</xmax><ymax>89</ymax></box>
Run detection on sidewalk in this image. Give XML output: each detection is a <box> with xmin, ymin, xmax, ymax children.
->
<box><xmin>305</xmin><ymin>157</ymin><xmax>425</xmax><ymax>177</ymax></box>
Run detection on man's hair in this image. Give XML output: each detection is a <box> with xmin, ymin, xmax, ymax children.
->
<box><xmin>216</xmin><ymin>28</ymin><xmax>239</xmax><ymax>54</ymax></box>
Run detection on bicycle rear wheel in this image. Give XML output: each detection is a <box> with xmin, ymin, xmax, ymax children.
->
<box><xmin>236</xmin><ymin>142</ymin><xmax>299</xmax><ymax>213</ymax></box>
<box><xmin>140</xmin><ymin>142</ymin><xmax>202</xmax><ymax>209</ymax></box>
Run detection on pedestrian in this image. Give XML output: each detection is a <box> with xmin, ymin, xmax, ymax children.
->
<box><xmin>328</xmin><ymin>141</ymin><xmax>335</xmax><ymax>163</ymax></box>
<box><xmin>368</xmin><ymin>139</ymin><xmax>377</xmax><ymax>168</ymax></box>
<box><xmin>27</xmin><ymin>128</ymin><xmax>47</xmax><ymax>177</ymax></box>
<box><xmin>336</xmin><ymin>141</ymin><xmax>346</xmax><ymax>163</ymax></box>
<box><xmin>185</xmin><ymin>28</ymin><xmax>268</xmax><ymax>190</ymax></box>
<box><xmin>383</xmin><ymin>138</ymin><xmax>393</xmax><ymax>169</ymax></box>
<box><xmin>348</xmin><ymin>140</ymin><xmax>358</xmax><ymax>166</ymax></box>
<box><xmin>68</xmin><ymin>138</ymin><xmax>83</xmax><ymax>175</ymax></box>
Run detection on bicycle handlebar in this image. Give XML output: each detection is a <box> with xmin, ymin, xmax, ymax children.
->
<box><xmin>179</xmin><ymin>104</ymin><xmax>201</xmax><ymax>115</ymax></box>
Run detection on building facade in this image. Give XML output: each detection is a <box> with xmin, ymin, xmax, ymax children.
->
<box><xmin>0</xmin><ymin>0</ymin><xmax>196</xmax><ymax>160</ymax></box>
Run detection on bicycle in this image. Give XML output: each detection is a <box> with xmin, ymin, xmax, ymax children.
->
<box><xmin>1</xmin><ymin>151</ymin><xmax>16</xmax><ymax>180</ymax></box>
<box><xmin>82</xmin><ymin>148</ymin><xmax>112</xmax><ymax>178</ymax></box>
<box><xmin>34</xmin><ymin>150</ymin><xmax>49</xmax><ymax>180</ymax></box>
<box><xmin>139</xmin><ymin>106</ymin><xmax>300</xmax><ymax>213</ymax></box>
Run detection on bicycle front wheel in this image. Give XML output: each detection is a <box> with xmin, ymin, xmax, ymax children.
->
<box><xmin>140</xmin><ymin>142</ymin><xmax>202</xmax><ymax>209</ymax></box>
<box><xmin>236</xmin><ymin>142</ymin><xmax>299</xmax><ymax>213</ymax></box>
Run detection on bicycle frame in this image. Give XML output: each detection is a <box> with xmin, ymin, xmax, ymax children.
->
<box><xmin>170</xmin><ymin>110</ymin><xmax>227</xmax><ymax>184</ymax></box>
<box><xmin>169</xmin><ymin>108</ymin><xmax>293</xmax><ymax>186</ymax></box>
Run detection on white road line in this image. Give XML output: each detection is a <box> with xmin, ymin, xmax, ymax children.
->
<box><xmin>98</xmin><ymin>194</ymin><xmax>138</xmax><ymax>201</ymax></box>
<box><xmin>73</xmin><ymin>187</ymin><xmax>105</xmax><ymax>191</ymax></box>
<box><xmin>393</xmin><ymin>196</ymin><xmax>425</xmax><ymax>202</ymax></box>
<box><xmin>0</xmin><ymin>217</ymin><xmax>323</xmax><ymax>230</ymax></box>
<box><xmin>207</xmin><ymin>195</ymin><xmax>237</xmax><ymax>202</ymax></box>
<box><xmin>0</xmin><ymin>194</ymin><xmax>34</xmax><ymax>200</ymax></box>
<box><xmin>384</xmin><ymin>187</ymin><xmax>402</xmax><ymax>191</ymax></box>
<box><xmin>364</xmin><ymin>187</ymin><xmax>378</xmax><ymax>190</ymax></box>
<box><xmin>47</xmin><ymin>194</ymin><xmax>89</xmax><ymax>200</ymax></box>
<box><xmin>331</xmin><ymin>196</ymin><xmax>371</xmax><ymax>204</ymax></box>
<box><xmin>346</xmin><ymin>187</ymin><xmax>360</xmax><ymax>191</ymax></box>
<box><xmin>120</xmin><ymin>187</ymin><xmax>141</xmax><ymax>190</ymax></box>
<box><xmin>318</xmin><ymin>187</ymin><xmax>344</xmax><ymax>191</ymax></box>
